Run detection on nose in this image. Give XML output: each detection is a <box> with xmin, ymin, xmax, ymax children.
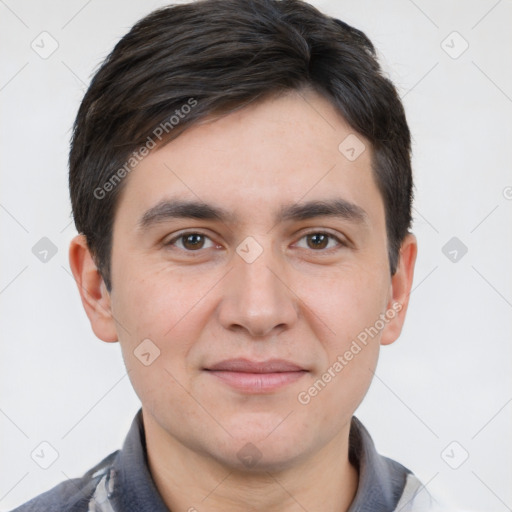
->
<box><xmin>216</xmin><ymin>243</ymin><xmax>299</xmax><ymax>338</ymax></box>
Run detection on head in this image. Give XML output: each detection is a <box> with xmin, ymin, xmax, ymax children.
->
<box><xmin>69</xmin><ymin>0</ymin><xmax>416</xmax><ymax>472</ymax></box>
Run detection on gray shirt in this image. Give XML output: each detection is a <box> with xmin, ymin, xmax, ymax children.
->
<box><xmin>11</xmin><ymin>410</ymin><xmax>439</xmax><ymax>512</ymax></box>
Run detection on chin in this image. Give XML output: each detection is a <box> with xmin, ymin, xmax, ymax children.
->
<box><xmin>214</xmin><ymin>444</ymin><xmax>308</xmax><ymax>475</ymax></box>
<box><xmin>208</xmin><ymin>420</ymin><xmax>315</xmax><ymax>473</ymax></box>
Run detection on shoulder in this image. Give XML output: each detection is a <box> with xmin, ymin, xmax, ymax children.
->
<box><xmin>394</xmin><ymin>473</ymin><xmax>474</xmax><ymax>512</ymax></box>
<box><xmin>9</xmin><ymin>452</ymin><xmax>117</xmax><ymax>512</ymax></box>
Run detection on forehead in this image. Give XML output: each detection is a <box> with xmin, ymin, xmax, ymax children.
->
<box><xmin>114</xmin><ymin>90</ymin><xmax>384</xmax><ymax>229</ymax></box>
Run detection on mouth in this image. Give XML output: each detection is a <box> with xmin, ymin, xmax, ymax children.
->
<box><xmin>203</xmin><ymin>358</ymin><xmax>308</xmax><ymax>393</ymax></box>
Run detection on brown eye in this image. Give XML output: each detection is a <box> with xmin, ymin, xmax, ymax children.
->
<box><xmin>306</xmin><ymin>233</ymin><xmax>329</xmax><ymax>250</ymax></box>
<box><xmin>167</xmin><ymin>232</ymin><xmax>216</xmax><ymax>251</ymax></box>
<box><xmin>294</xmin><ymin>232</ymin><xmax>344</xmax><ymax>252</ymax></box>
<box><xmin>181</xmin><ymin>233</ymin><xmax>206</xmax><ymax>250</ymax></box>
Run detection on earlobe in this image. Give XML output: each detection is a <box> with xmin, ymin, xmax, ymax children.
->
<box><xmin>68</xmin><ymin>234</ymin><xmax>118</xmax><ymax>343</ymax></box>
<box><xmin>380</xmin><ymin>233</ymin><xmax>418</xmax><ymax>346</ymax></box>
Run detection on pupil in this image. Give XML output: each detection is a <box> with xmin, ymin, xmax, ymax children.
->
<box><xmin>308</xmin><ymin>233</ymin><xmax>328</xmax><ymax>249</ymax></box>
<box><xmin>184</xmin><ymin>234</ymin><xmax>203</xmax><ymax>250</ymax></box>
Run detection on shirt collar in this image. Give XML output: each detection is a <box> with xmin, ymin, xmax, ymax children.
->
<box><xmin>109</xmin><ymin>409</ymin><xmax>169</xmax><ymax>511</ymax></box>
<box><xmin>347</xmin><ymin>416</ymin><xmax>410</xmax><ymax>511</ymax></box>
<box><xmin>107</xmin><ymin>409</ymin><xmax>409</xmax><ymax>512</ymax></box>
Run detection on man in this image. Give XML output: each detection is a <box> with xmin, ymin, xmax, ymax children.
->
<box><xmin>12</xmin><ymin>0</ymin><xmax>448</xmax><ymax>510</ymax></box>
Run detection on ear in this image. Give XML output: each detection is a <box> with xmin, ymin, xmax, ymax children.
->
<box><xmin>69</xmin><ymin>234</ymin><xmax>118</xmax><ymax>343</ymax></box>
<box><xmin>380</xmin><ymin>233</ymin><xmax>417</xmax><ymax>346</ymax></box>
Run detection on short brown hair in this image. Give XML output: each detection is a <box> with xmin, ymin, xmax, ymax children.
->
<box><xmin>69</xmin><ymin>0</ymin><xmax>412</xmax><ymax>290</ymax></box>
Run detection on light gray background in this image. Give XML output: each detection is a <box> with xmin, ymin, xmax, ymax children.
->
<box><xmin>1</xmin><ymin>0</ymin><xmax>511</xmax><ymax>510</ymax></box>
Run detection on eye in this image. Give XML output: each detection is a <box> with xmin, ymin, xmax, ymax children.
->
<box><xmin>166</xmin><ymin>232</ymin><xmax>216</xmax><ymax>251</ymax></box>
<box><xmin>295</xmin><ymin>232</ymin><xmax>344</xmax><ymax>251</ymax></box>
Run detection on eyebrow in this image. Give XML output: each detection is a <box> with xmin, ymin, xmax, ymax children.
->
<box><xmin>278</xmin><ymin>199</ymin><xmax>367</xmax><ymax>224</ymax></box>
<box><xmin>138</xmin><ymin>198</ymin><xmax>368</xmax><ymax>229</ymax></box>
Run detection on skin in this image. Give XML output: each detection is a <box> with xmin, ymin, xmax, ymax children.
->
<box><xmin>70</xmin><ymin>89</ymin><xmax>417</xmax><ymax>512</ymax></box>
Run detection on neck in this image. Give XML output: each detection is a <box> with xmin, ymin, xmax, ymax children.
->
<box><xmin>143</xmin><ymin>411</ymin><xmax>359</xmax><ymax>512</ymax></box>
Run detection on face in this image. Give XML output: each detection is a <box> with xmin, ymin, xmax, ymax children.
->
<box><xmin>74</xmin><ymin>89</ymin><xmax>415</xmax><ymax>472</ymax></box>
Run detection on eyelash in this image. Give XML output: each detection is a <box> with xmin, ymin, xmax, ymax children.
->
<box><xmin>164</xmin><ymin>230</ymin><xmax>347</xmax><ymax>253</ymax></box>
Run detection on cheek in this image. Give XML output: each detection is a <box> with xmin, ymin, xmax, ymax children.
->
<box><xmin>293</xmin><ymin>264</ymin><xmax>388</xmax><ymax>406</ymax></box>
<box><xmin>111</xmin><ymin>260</ymin><xmax>223</xmax><ymax>340</ymax></box>
<box><xmin>109</xmin><ymin>273</ymin><xmax>206</xmax><ymax>416</ymax></box>
<box><xmin>296</xmin><ymin>263</ymin><xmax>390</xmax><ymax>347</ymax></box>
<box><xmin>299</xmin><ymin>266</ymin><xmax>389</xmax><ymax>415</ymax></box>
<box><xmin>109</xmin><ymin>263</ymin><xmax>221</xmax><ymax>399</ymax></box>
<box><xmin>295</xmin><ymin>275</ymin><xmax>385</xmax><ymax>428</ymax></box>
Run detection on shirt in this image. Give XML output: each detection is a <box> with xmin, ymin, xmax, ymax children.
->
<box><xmin>10</xmin><ymin>409</ymin><xmax>443</xmax><ymax>512</ymax></box>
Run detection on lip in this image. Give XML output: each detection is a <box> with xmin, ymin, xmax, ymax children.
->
<box><xmin>204</xmin><ymin>358</ymin><xmax>308</xmax><ymax>393</ymax></box>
